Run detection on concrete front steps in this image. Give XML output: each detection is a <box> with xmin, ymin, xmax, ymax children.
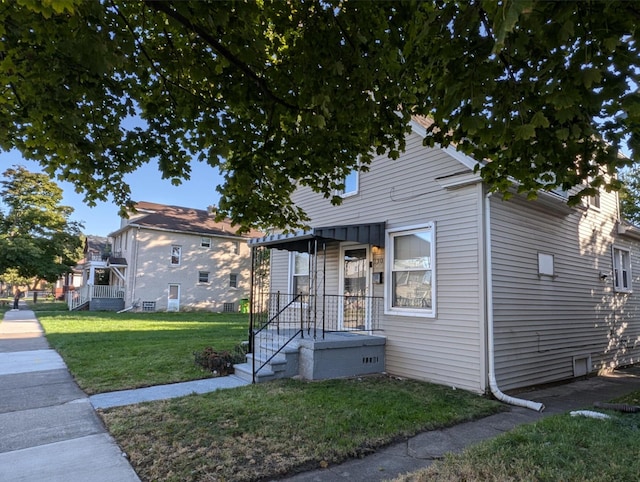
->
<box><xmin>233</xmin><ymin>334</ymin><xmax>301</xmax><ymax>383</ymax></box>
<box><xmin>233</xmin><ymin>330</ymin><xmax>386</xmax><ymax>384</ymax></box>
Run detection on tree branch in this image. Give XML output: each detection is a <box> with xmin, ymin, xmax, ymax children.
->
<box><xmin>144</xmin><ymin>0</ymin><xmax>302</xmax><ymax>112</ymax></box>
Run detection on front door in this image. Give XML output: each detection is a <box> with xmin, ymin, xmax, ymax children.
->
<box><xmin>339</xmin><ymin>245</ymin><xmax>370</xmax><ymax>330</ymax></box>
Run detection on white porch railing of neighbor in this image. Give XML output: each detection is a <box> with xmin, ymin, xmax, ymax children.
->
<box><xmin>66</xmin><ymin>284</ymin><xmax>125</xmax><ymax>310</ymax></box>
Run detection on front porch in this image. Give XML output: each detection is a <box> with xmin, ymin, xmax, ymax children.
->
<box><xmin>67</xmin><ymin>284</ymin><xmax>126</xmax><ymax>311</ymax></box>
<box><xmin>238</xmin><ymin>222</ymin><xmax>388</xmax><ymax>384</ymax></box>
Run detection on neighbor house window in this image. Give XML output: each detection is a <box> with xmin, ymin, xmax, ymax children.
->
<box><xmin>233</xmin><ymin>241</ymin><xmax>240</xmax><ymax>254</ymax></box>
<box><xmin>289</xmin><ymin>251</ymin><xmax>310</xmax><ymax>296</ymax></box>
<box><xmin>338</xmin><ymin>168</ymin><xmax>359</xmax><ymax>197</ymax></box>
<box><xmin>201</xmin><ymin>237</ymin><xmax>211</xmax><ymax>248</ymax></box>
<box><xmin>613</xmin><ymin>246</ymin><xmax>632</xmax><ymax>292</ymax></box>
<box><xmin>229</xmin><ymin>273</ymin><xmax>238</xmax><ymax>288</ymax></box>
<box><xmin>198</xmin><ymin>271</ymin><xmax>210</xmax><ymax>283</ymax></box>
<box><xmin>387</xmin><ymin>223</ymin><xmax>435</xmax><ymax>317</ymax></box>
<box><xmin>171</xmin><ymin>245</ymin><xmax>182</xmax><ymax>265</ymax></box>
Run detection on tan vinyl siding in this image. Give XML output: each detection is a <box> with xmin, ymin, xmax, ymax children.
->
<box><xmin>490</xmin><ymin>190</ymin><xmax>640</xmax><ymax>391</ymax></box>
<box><xmin>289</xmin><ymin>133</ymin><xmax>486</xmax><ymax>393</ymax></box>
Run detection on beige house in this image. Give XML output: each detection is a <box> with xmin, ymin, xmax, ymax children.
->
<box><xmin>69</xmin><ymin>202</ymin><xmax>260</xmax><ymax>312</ymax></box>
<box><xmin>242</xmin><ymin>117</ymin><xmax>640</xmax><ymax>405</ymax></box>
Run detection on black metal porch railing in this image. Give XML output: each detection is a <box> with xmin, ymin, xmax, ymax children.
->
<box><xmin>249</xmin><ymin>292</ymin><xmax>383</xmax><ymax>383</ymax></box>
<box><xmin>250</xmin><ymin>293</ymin><xmax>304</xmax><ymax>383</ymax></box>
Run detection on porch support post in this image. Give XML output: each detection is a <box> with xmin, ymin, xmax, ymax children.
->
<box><xmin>322</xmin><ymin>241</ymin><xmax>326</xmax><ymax>339</ymax></box>
<box><xmin>249</xmin><ymin>246</ymin><xmax>255</xmax><ymax>355</ymax></box>
<box><xmin>312</xmin><ymin>238</ymin><xmax>317</xmax><ymax>339</ymax></box>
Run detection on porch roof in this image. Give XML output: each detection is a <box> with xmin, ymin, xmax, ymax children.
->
<box><xmin>249</xmin><ymin>222</ymin><xmax>386</xmax><ymax>252</ymax></box>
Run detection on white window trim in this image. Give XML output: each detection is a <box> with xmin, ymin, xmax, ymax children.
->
<box><xmin>612</xmin><ymin>245</ymin><xmax>632</xmax><ymax>293</ymax></box>
<box><xmin>198</xmin><ymin>271</ymin><xmax>210</xmax><ymax>284</ymax></box>
<box><xmin>288</xmin><ymin>251</ymin><xmax>310</xmax><ymax>298</ymax></box>
<box><xmin>385</xmin><ymin>222</ymin><xmax>436</xmax><ymax>318</ymax></box>
<box><xmin>170</xmin><ymin>245</ymin><xmax>182</xmax><ymax>266</ymax></box>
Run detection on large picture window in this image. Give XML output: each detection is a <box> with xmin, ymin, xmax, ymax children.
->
<box><xmin>613</xmin><ymin>246</ymin><xmax>632</xmax><ymax>293</ymax></box>
<box><xmin>290</xmin><ymin>251</ymin><xmax>310</xmax><ymax>296</ymax></box>
<box><xmin>387</xmin><ymin>224</ymin><xmax>435</xmax><ymax>317</ymax></box>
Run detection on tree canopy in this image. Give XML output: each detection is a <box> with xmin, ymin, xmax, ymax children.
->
<box><xmin>1</xmin><ymin>0</ymin><xmax>638</xmax><ymax>231</ymax></box>
<box><xmin>0</xmin><ymin>166</ymin><xmax>83</xmax><ymax>286</ymax></box>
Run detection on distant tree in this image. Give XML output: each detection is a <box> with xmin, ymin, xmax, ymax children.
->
<box><xmin>1</xmin><ymin>1</ymin><xmax>638</xmax><ymax>231</ymax></box>
<box><xmin>0</xmin><ymin>166</ymin><xmax>83</xmax><ymax>289</ymax></box>
<box><xmin>619</xmin><ymin>165</ymin><xmax>640</xmax><ymax>226</ymax></box>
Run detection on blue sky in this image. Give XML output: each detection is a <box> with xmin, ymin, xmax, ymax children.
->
<box><xmin>0</xmin><ymin>149</ymin><xmax>224</xmax><ymax>237</ymax></box>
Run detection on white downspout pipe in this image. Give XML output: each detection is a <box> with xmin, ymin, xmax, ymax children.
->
<box><xmin>485</xmin><ymin>192</ymin><xmax>545</xmax><ymax>412</ymax></box>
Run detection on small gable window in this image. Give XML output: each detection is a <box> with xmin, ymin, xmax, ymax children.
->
<box><xmin>338</xmin><ymin>168</ymin><xmax>359</xmax><ymax>198</ymax></box>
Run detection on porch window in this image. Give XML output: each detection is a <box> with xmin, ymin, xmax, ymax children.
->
<box><xmin>613</xmin><ymin>246</ymin><xmax>632</xmax><ymax>292</ymax></box>
<box><xmin>387</xmin><ymin>223</ymin><xmax>435</xmax><ymax>317</ymax></box>
<box><xmin>171</xmin><ymin>245</ymin><xmax>181</xmax><ymax>265</ymax></box>
<box><xmin>289</xmin><ymin>251</ymin><xmax>310</xmax><ymax>296</ymax></box>
<box><xmin>198</xmin><ymin>271</ymin><xmax>210</xmax><ymax>283</ymax></box>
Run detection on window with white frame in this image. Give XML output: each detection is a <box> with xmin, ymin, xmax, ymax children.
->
<box><xmin>233</xmin><ymin>241</ymin><xmax>240</xmax><ymax>254</ymax></box>
<box><xmin>171</xmin><ymin>245</ymin><xmax>182</xmax><ymax>265</ymax></box>
<box><xmin>198</xmin><ymin>271</ymin><xmax>210</xmax><ymax>283</ymax></box>
<box><xmin>586</xmin><ymin>175</ymin><xmax>601</xmax><ymax>209</ymax></box>
<box><xmin>201</xmin><ymin>237</ymin><xmax>211</xmax><ymax>248</ymax></box>
<box><xmin>387</xmin><ymin>224</ymin><xmax>435</xmax><ymax>316</ymax></box>
<box><xmin>613</xmin><ymin>246</ymin><xmax>632</xmax><ymax>292</ymax></box>
<box><xmin>289</xmin><ymin>251</ymin><xmax>310</xmax><ymax>296</ymax></box>
<box><xmin>338</xmin><ymin>168</ymin><xmax>359</xmax><ymax>198</ymax></box>
<box><xmin>229</xmin><ymin>273</ymin><xmax>238</xmax><ymax>288</ymax></box>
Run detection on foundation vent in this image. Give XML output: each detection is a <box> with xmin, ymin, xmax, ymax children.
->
<box><xmin>573</xmin><ymin>355</ymin><xmax>592</xmax><ymax>377</ymax></box>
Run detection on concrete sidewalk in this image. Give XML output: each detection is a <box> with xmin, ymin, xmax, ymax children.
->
<box><xmin>0</xmin><ymin>307</ymin><xmax>140</xmax><ymax>482</ymax></box>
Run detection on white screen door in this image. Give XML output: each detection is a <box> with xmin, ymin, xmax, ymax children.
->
<box><xmin>167</xmin><ymin>284</ymin><xmax>180</xmax><ymax>312</ymax></box>
<box><xmin>339</xmin><ymin>245</ymin><xmax>370</xmax><ymax>330</ymax></box>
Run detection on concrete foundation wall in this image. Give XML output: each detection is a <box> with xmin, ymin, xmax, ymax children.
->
<box><xmin>90</xmin><ymin>298</ymin><xmax>125</xmax><ymax>312</ymax></box>
<box><xmin>297</xmin><ymin>333</ymin><xmax>385</xmax><ymax>380</ymax></box>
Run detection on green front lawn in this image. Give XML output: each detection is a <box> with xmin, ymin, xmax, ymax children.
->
<box><xmin>37</xmin><ymin>310</ymin><xmax>249</xmax><ymax>394</ymax></box>
<box><xmin>101</xmin><ymin>376</ymin><xmax>504</xmax><ymax>482</ymax></box>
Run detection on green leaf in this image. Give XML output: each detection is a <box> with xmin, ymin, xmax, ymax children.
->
<box><xmin>515</xmin><ymin>124</ymin><xmax>536</xmax><ymax>140</ymax></box>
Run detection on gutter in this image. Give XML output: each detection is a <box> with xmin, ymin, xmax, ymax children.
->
<box><xmin>484</xmin><ymin>192</ymin><xmax>545</xmax><ymax>412</ymax></box>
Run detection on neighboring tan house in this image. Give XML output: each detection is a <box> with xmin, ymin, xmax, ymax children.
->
<box><xmin>68</xmin><ymin>202</ymin><xmax>261</xmax><ymax>312</ymax></box>
<box><xmin>239</xmin><ymin>117</ymin><xmax>640</xmax><ymax>407</ymax></box>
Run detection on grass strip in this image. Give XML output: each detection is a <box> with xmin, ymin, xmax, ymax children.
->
<box><xmin>100</xmin><ymin>376</ymin><xmax>504</xmax><ymax>482</ymax></box>
<box><xmin>395</xmin><ymin>389</ymin><xmax>640</xmax><ymax>482</ymax></box>
<box><xmin>37</xmin><ymin>310</ymin><xmax>249</xmax><ymax>394</ymax></box>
